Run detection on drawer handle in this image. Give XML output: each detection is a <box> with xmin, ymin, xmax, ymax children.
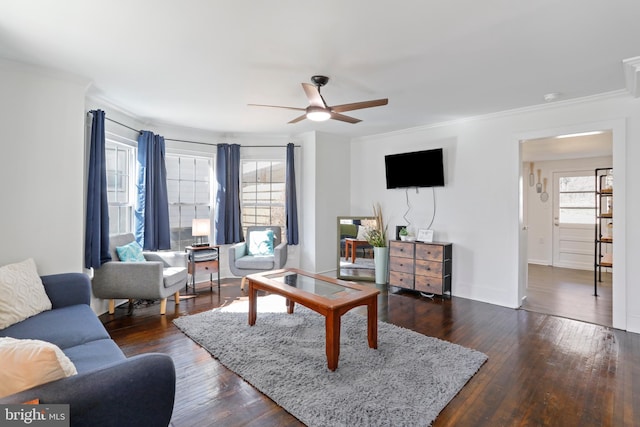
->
<box><xmin>426</xmin><ymin>267</ymin><xmax>431</xmax><ymax>271</ymax></box>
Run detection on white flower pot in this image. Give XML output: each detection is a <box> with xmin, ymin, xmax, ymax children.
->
<box><xmin>373</xmin><ymin>246</ymin><xmax>389</xmax><ymax>285</ymax></box>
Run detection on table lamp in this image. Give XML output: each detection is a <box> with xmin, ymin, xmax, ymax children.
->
<box><xmin>192</xmin><ymin>218</ymin><xmax>210</xmax><ymax>247</ymax></box>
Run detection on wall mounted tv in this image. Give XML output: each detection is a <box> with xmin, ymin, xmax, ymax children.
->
<box><xmin>385</xmin><ymin>148</ymin><xmax>445</xmax><ymax>189</ymax></box>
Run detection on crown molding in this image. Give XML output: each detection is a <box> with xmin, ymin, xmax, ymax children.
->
<box><xmin>623</xmin><ymin>56</ymin><xmax>640</xmax><ymax>98</ymax></box>
<box><xmin>353</xmin><ymin>90</ymin><xmax>629</xmax><ymax>142</ymax></box>
<box><xmin>85</xmin><ymin>89</ymin><xmax>148</xmax><ymax>126</ymax></box>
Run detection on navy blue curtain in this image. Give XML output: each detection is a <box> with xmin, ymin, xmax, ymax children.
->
<box><xmin>285</xmin><ymin>143</ymin><xmax>299</xmax><ymax>245</ymax></box>
<box><xmin>214</xmin><ymin>143</ymin><xmax>243</xmax><ymax>244</ymax></box>
<box><xmin>135</xmin><ymin>131</ymin><xmax>171</xmax><ymax>250</ymax></box>
<box><xmin>84</xmin><ymin>110</ymin><xmax>112</xmax><ymax>268</ymax></box>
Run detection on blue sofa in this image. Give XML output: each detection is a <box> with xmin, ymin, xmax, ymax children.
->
<box><xmin>0</xmin><ymin>272</ymin><xmax>176</xmax><ymax>427</ymax></box>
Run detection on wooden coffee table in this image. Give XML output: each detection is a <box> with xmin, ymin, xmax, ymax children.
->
<box><xmin>246</xmin><ymin>268</ymin><xmax>380</xmax><ymax>371</ymax></box>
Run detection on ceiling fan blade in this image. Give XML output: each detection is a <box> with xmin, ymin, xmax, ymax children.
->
<box><xmin>248</xmin><ymin>103</ymin><xmax>305</xmax><ymax>112</ymax></box>
<box><xmin>330</xmin><ymin>112</ymin><xmax>361</xmax><ymax>124</ymax></box>
<box><xmin>288</xmin><ymin>114</ymin><xmax>307</xmax><ymax>124</ymax></box>
<box><xmin>330</xmin><ymin>98</ymin><xmax>388</xmax><ymax>113</ymax></box>
<box><xmin>302</xmin><ymin>83</ymin><xmax>327</xmax><ymax>107</ymax></box>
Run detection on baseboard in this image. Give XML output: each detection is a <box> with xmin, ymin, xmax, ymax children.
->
<box><xmin>552</xmin><ymin>262</ymin><xmax>594</xmax><ymax>271</ymax></box>
<box><xmin>626</xmin><ymin>314</ymin><xmax>640</xmax><ymax>334</ymax></box>
<box><xmin>529</xmin><ymin>260</ymin><xmax>596</xmax><ymax>271</ymax></box>
<box><xmin>527</xmin><ymin>259</ymin><xmax>550</xmax><ymax>266</ymax></box>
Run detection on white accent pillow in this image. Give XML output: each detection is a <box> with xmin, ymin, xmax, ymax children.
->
<box><xmin>248</xmin><ymin>230</ymin><xmax>274</xmax><ymax>256</ymax></box>
<box><xmin>0</xmin><ymin>259</ymin><xmax>52</xmax><ymax>329</ymax></box>
<box><xmin>356</xmin><ymin>226</ymin><xmax>369</xmax><ymax>241</ymax></box>
<box><xmin>0</xmin><ymin>337</ymin><xmax>77</xmax><ymax>398</ymax></box>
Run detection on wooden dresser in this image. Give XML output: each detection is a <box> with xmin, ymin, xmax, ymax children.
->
<box><xmin>389</xmin><ymin>240</ymin><xmax>452</xmax><ymax>297</ymax></box>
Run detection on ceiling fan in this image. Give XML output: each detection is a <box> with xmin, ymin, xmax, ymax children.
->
<box><xmin>248</xmin><ymin>75</ymin><xmax>388</xmax><ymax>124</ymax></box>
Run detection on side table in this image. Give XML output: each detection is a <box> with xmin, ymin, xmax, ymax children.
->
<box><xmin>344</xmin><ymin>238</ymin><xmax>370</xmax><ymax>262</ymax></box>
<box><xmin>185</xmin><ymin>245</ymin><xmax>220</xmax><ymax>293</ymax></box>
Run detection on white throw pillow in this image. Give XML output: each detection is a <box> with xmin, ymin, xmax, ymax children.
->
<box><xmin>356</xmin><ymin>226</ymin><xmax>370</xmax><ymax>241</ymax></box>
<box><xmin>0</xmin><ymin>337</ymin><xmax>77</xmax><ymax>398</ymax></box>
<box><xmin>0</xmin><ymin>259</ymin><xmax>52</xmax><ymax>329</ymax></box>
<box><xmin>248</xmin><ymin>230</ymin><xmax>275</xmax><ymax>256</ymax></box>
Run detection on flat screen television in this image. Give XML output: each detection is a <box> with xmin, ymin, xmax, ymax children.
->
<box><xmin>385</xmin><ymin>148</ymin><xmax>445</xmax><ymax>189</ymax></box>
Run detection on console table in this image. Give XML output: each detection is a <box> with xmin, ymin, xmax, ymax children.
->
<box><xmin>185</xmin><ymin>245</ymin><xmax>220</xmax><ymax>293</ymax></box>
<box><xmin>389</xmin><ymin>240</ymin><xmax>452</xmax><ymax>297</ymax></box>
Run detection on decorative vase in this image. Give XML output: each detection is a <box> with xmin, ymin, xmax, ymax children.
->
<box><xmin>373</xmin><ymin>246</ymin><xmax>389</xmax><ymax>285</ymax></box>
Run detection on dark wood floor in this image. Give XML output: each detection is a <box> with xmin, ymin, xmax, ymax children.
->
<box><xmin>101</xmin><ymin>279</ymin><xmax>639</xmax><ymax>427</ymax></box>
<box><xmin>524</xmin><ymin>264</ymin><xmax>612</xmax><ymax>327</ymax></box>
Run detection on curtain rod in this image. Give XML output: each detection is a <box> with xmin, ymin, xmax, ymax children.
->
<box><xmin>105</xmin><ymin>116</ymin><xmax>140</xmax><ymax>134</ymax></box>
<box><xmin>91</xmin><ymin>112</ymin><xmax>300</xmax><ymax>148</ymax></box>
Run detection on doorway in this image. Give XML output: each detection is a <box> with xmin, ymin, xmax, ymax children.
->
<box><xmin>520</xmin><ymin>130</ymin><xmax>614</xmax><ymax>326</ymax></box>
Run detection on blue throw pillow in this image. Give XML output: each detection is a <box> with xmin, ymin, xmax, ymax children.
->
<box><xmin>248</xmin><ymin>230</ymin><xmax>274</xmax><ymax>256</ymax></box>
<box><xmin>116</xmin><ymin>241</ymin><xmax>146</xmax><ymax>262</ymax></box>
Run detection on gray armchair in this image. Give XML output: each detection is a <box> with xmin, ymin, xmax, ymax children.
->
<box><xmin>92</xmin><ymin>233</ymin><xmax>188</xmax><ymax>315</ymax></box>
<box><xmin>229</xmin><ymin>226</ymin><xmax>287</xmax><ymax>290</ymax></box>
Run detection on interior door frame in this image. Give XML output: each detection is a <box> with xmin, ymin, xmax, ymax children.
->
<box><xmin>517</xmin><ymin>119</ymin><xmax>626</xmax><ymax>330</ymax></box>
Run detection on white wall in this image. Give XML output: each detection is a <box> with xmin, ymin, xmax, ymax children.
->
<box><xmin>298</xmin><ymin>131</ymin><xmax>351</xmax><ymax>274</ymax></box>
<box><xmin>314</xmin><ymin>132</ymin><xmax>351</xmax><ymax>273</ymax></box>
<box><xmin>351</xmin><ymin>92</ymin><xmax>639</xmax><ymax>332</ymax></box>
<box><xmin>0</xmin><ymin>59</ymin><xmax>88</xmax><ymax>275</ymax></box>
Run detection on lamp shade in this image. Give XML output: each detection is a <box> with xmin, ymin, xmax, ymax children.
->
<box><xmin>192</xmin><ymin>218</ymin><xmax>210</xmax><ymax>237</ymax></box>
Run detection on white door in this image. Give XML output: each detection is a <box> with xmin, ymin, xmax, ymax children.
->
<box><xmin>552</xmin><ymin>171</ymin><xmax>596</xmax><ymax>270</ymax></box>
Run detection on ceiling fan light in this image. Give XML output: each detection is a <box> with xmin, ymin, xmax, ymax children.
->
<box><xmin>306</xmin><ymin>107</ymin><xmax>331</xmax><ymax>122</ymax></box>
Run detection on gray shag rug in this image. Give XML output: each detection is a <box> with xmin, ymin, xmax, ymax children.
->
<box><xmin>173</xmin><ymin>295</ymin><xmax>487</xmax><ymax>427</ymax></box>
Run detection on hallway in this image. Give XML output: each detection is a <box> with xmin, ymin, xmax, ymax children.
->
<box><xmin>522</xmin><ymin>264</ymin><xmax>612</xmax><ymax>327</ymax></box>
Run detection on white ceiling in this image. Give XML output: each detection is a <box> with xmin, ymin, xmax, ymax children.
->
<box><xmin>1</xmin><ymin>1</ymin><xmax>639</xmax><ymax>138</ymax></box>
<box><xmin>522</xmin><ymin>132</ymin><xmax>613</xmax><ymax>162</ymax></box>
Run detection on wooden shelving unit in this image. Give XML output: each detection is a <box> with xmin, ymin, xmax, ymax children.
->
<box><xmin>594</xmin><ymin>167</ymin><xmax>613</xmax><ymax>296</ymax></box>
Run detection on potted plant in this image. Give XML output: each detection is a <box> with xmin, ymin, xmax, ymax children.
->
<box><xmin>366</xmin><ymin>203</ymin><xmax>389</xmax><ymax>285</ymax></box>
<box><xmin>398</xmin><ymin>226</ymin><xmax>416</xmax><ymax>242</ymax></box>
<box><xmin>399</xmin><ymin>227</ymin><xmax>409</xmax><ymax>241</ymax></box>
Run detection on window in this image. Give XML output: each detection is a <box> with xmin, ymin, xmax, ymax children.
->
<box><xmin>105</xmin><ymin>141</ymin><xmax>135</xmax><ymax>235</ymax></box>
<box><xmin>241</xmin><ymin>160</ymin><xmax>285</xmax><ymax>234</ymax></box>
<box><xmin>558</xmin><ymin>175</ymin><xmax>596</xmax><ymax>224</ymax></box>
<box><xmin>166</xmin><ymin>154</ymin><xmax>212</xmax><ymax>250</ymax></box>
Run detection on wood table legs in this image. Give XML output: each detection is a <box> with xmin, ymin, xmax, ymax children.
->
<box><xmin>286</xmin><ymin>298</ymin><xmax>295</xmax><ymax>314</ymax></box>
<box><xmin>326</xmin><ymin>312</ymin><xmax>341</xmax><ymax>371</ymax></box>
<box><xmin>325</xmin><ymin>295</ymin><xmax>377</xmax><ymax>371</ymax></box>
<box><xmin>248</xmin><ymin>280</ymin><xmax>378</xmax><ymax>371</ymax></box>
<box><xmin>367</xmin><ymin>295</ymin><xmax>378</xmax><ymax>349</ymax></box>
<box><xmin>248</xmin><ymin>281</ymin><xmax>257</xmax><ymax>326</ymax></box>
<box><xmin>344</xmin><ymin>239</ymin><xmax>360</xmax><ymax>262</ymax></box>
